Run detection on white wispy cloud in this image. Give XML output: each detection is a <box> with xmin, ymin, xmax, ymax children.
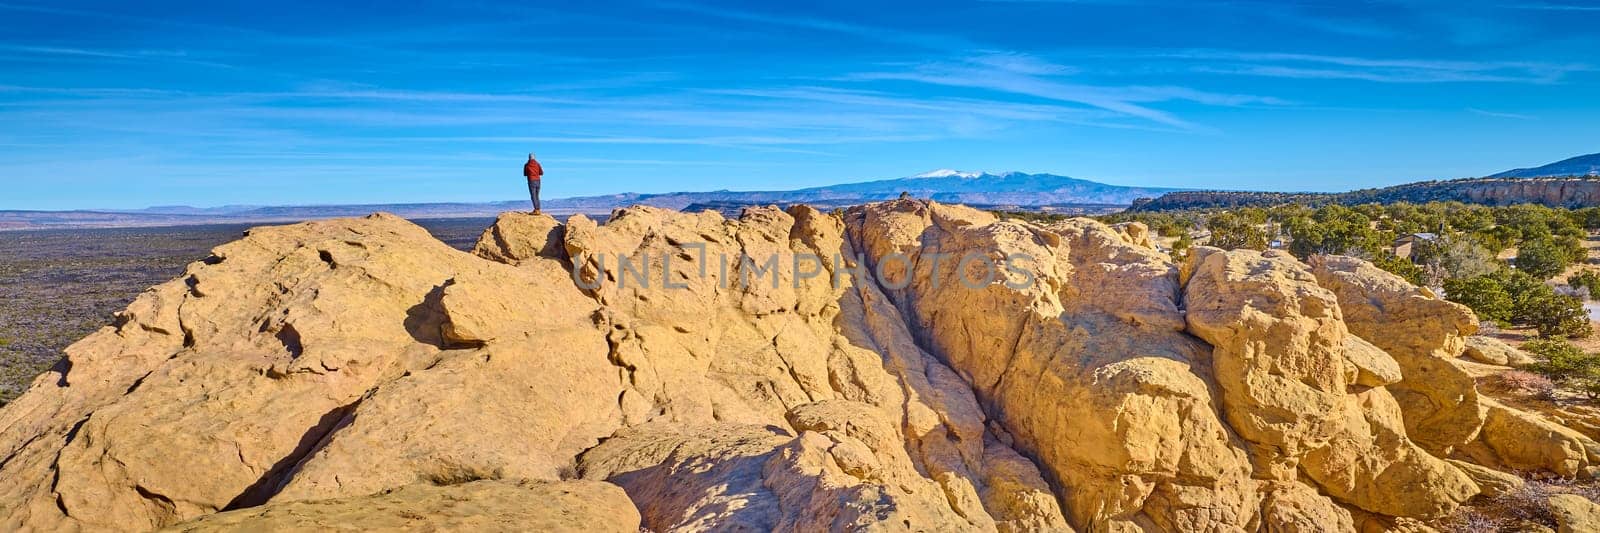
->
<box><xmin>544</xmin><ymin>158</ymin><xmax>768</xmax><ymax>167</ymax></box>
<box><xmin>272</xmin><ymin>87</ymin><xmax>573</xmax><ymax>104</ymax></box>
<box><xmin>0</xmin><ymin>44</ymin><xmax>235</xmax><ymax>68</ymax></box>
<box><xmin>0</xmin><ymin>85</ymin><xmax>188</xmax><ymax>97</ymax></box>
<box><xmin>1467</xmin><ymin>108</ymin><xmax>1537</xmax><ymax>120</ymax></box>
<box><xmin>660</xmin><ymin>3</ymin><xmax>1283</xmax><ymax>131</ymax></box>
<box><xmin>967</xmin><ymin>51</ymin><xmax>1081</xmax><ymax>76</ymax></box>
<box><xmin>975</xmin><ymin>0</ymin><xmax>1146</xmax><ymax>3</ymax></box>
<box><xmin>979</xmin><ymin>0</ymin><xmax>1402</xmax><ymax>39</ymax></box>
<box><xmin>1157</xmin><ymin>49</ymin><xmax>1590</xmax><ymax>83</ymax></box>
<box><xmin>847</xmin><ymin>53</ymin><xmax>1289</xmax><ymax>131</ymax></box>
<box><xmin>381</xmin><ymin>134</ymin><xmax>940</xmax><ymax>146</ymax></box>
<box><xmin>656</xmin><ymin>2</ymin><xmax>977</xmax><ymax>50</ymax></box>
<box><xmin>701</xmin><ymin>86</ymin><xmax>1188</xmax><ymax>133</ymax></box>
<box><xmin>851</xmin><ymin>70</ymin><xmax>1199</xmax><ymax>130</ymax></box>
<box><xmin>1499</xmin><ymin>2</ymin><xmax>1600</xmax><ymax>11</ymax></box>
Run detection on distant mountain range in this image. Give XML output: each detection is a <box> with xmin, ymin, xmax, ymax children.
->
<box><xmin>548</xmin><ymin>170</ymin><xmax>1178</xmax><ymax>211</ymax></box>
<box><xmin>6</xmin><ymin>154</ymin><xmax>1598</xmax><ymax>230</ymax></box>
<box><xmin>1132</xmin><ymin>152</ymin><xmax>1600</xmax><ymax>212</ymax></box>
<box><xmin>1490</xmin><ymin>153</ymin><xmax>1600</xmax><ymax>178</ymax></box>
<box><xmin>0</xmin><ymin>171</ymin><xmax>1174</xmax><ymax>230</ymax></box>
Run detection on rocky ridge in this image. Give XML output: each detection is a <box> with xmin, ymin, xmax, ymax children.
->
<box><xmin>1130</xmin><ymin>177</ymin><xmax>1600</xmax><ymax>211</ymax></box>
<box><xmin>0</xmin><ymin>199</ymin><xmax>1597</xmax><ymax>532</ymax></box>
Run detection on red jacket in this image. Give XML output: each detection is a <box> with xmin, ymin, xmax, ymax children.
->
<box><xmin>524</xmin><ymin>159</ymin><xmax>543</xmax><ymax>180</ymax></box>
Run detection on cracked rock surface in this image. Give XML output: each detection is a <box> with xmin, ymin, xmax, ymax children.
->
<box><xmin>1</xmin><ymin>201</ymin><xmax>1596</xmax><ymax>532</ymax></box>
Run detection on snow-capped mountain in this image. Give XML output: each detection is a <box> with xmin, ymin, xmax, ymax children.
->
<box><xmin>3</xmin><ymin>170</ymin><xmax>1180</xmax><ymax>230</ymax></box>
<box><xmin>782</xmin><ymin>170</ymin><xmax>1180</xmax><ymax>204</ymax></box>
<box><xmin>555</xmin><ymin>170</ymin><xmax>1181</xmax><ymax>210</ymax></box>
<box><xmin>911</xmin><ymin>169</ymin><xmax>984</xmax><ymax>179</ymax></box>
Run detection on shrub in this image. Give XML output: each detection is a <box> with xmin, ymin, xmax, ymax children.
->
<box><xmin>1525</xmin><ymin>293</ymin><xmax>1594</xmax><ymax>339</ymax></box>
<box><xmin>1171</xmin><ymin>233</ymin><xmax>1193</xmax><ymax>263</ymax></box>
<box><xmin>1516</xmin><ymin>237</ymin><xmax>1573</xmax><ymax>280</ymax></box>
<box><xmin>1371</xmin><ymin>253</ymin><xmax>1426</xmax><ymax>286</ymax></box>
<box><xmin>1412</xmin><ymin>236</ymin><xmax>1499</xmax><ymax>285</ymax></box>
<box><xmin>1444</xmin><ymin>269</ymin><xmax>1590</xmax><ymax>337</ymax></box>
<box><xmin>1570</xmin><ymin>270</ymin><xmax>1600</xmax><ymax>300</ymax></box>
<box><xmin>1526</xmin><ymin>338</ymin><xmax>1600</xmax><ymax>399</ymax></box>
<box><xmin>1444</xmin><ymin>275</ymin><xmax>1514</xmax><ymax>324</ymax></box>
<box><xmin>1579</xmin><ymin>207</ymin><xmax>1600</xmax><ymax>231</ymax></box>
<box><xmin>1206</xmin><ymin>212</ymin><xmax>1267</xmax><ymax>251</ymax></box>
<box><xmin>1284</xmin><ymin>204</ymin><xmax>1386</xmax><ymax>259</ymax></box>
<box><xmin>1154</xmin><ymin>220</ymin><xmax>1191</xmax><ymax>238</ymax></box>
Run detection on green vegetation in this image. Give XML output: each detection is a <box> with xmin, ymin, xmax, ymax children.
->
<box><xmin>1444</xmin><ymin>270</ymin><xmax>1592</xmax><ymax>338</ymax></box>
<box><xmin>1101</xmin><ymin>199</ymin><xmax>1598</xmax><ymax>339</ymax></box>
<box><xmin>1205</xmin><ymin>211</ymin><xmax>1267</xmax><ymax>251</ymax></box>
<box><xmin>991</xmin><ymin>210</ymin><xmax>1069</xmax><ymax>224</ymax></box>
<box><xmin>1097</xmin><ymin>211</ymin><xmax>1199</xmax><ymax>238</ymax></box>
<box><xmin>1130</xmin><ymin>176</ymin><xmax>1600</xmax><ymax>212</ymax></box>
<box><xmin>950</xmin><ymin>201</ymin><xmax>1591</xmax><ymax>340</ymax></box>
<box><xmin>1411</xmin><ymin>236</ymin><xmax>1498</xmax><ymax>286</ymax></box>
<box><xmin>1171</xmin><ymin>233</ymin><xmax>1194</xmax><ymax>262</ymax></box>
<box><xmin>1371</xmin><ymin>254</ymin><xmax>1427</xmax><ymax>286</ymax></box>
<box><xmin>1570</xmin><ymin>271</ymin><xmax>1600</xmax><ymax>300</ymax></box>
<box><xmin>1516</xmin><ymin>237</ymin><xmax>1574</xmax><ymax>280</ymax></box>
<box><xmin>1526</xmin><ymin>338</ymin><xmax>1600</xmax><ymax>399</ymax></box>
<box><xmin>1526</xmin><ymin>293</ymin><xmax>1594</xmax><ymax>339</ymax></box>
<box><xmin>1284</xmin><ymin>204</ymin><xmax>1387</xmax><ymax>258</ymax></box>
<box><xmin>1442</xmin><ymin>276</ymin><xmax>1514</xmax><ymax>324</ymax></box>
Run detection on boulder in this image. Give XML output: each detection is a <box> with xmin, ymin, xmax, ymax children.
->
<box><xmin>1548</xmin><ymin>494</ymin><xmax>1600</xmax><ymax>533</ymax></box>
<box><xmin>1345</xmin><ymin>335</ymin><xmax>1403</xmax><ymax>388</ymax></box>
<box><xmin>1479</xmin><ymin>399</ymin><xmax>1600</xmax><ymax>477</ymax></box>
<box><xmin>1183</xmin><ymin>248</ymin><xmax>1349</xmax><ymax>479</ymax></box>
<box><xmin>1186</xmin><ymin>248</ymin><xmax>1476</xmax><ymax>520</ymax></box>
<box><xmin>1108</xmin><ymin>221</ymin><xmax>1155</xmax><ymax>249</ymax></box>
<box><xmin>1308</xmin><ymin>255</ymin><xmax>1485</xmax><ymax>455</ymax></box>
<box><xmin>848</xmin><ymin>204</ymin><xmax>1258</xmax><ymax>531</ymax></box>
<box><xmin>1463</xmin><ymin>336</ymin><xmax>1537</xmax><ymax>367</ymax></box>
<box><xmin>1260</xmin><ymin>483</ymin><xmax>1355</xmax><ymax>533</ymax></box>
<box><xmin>1445</xmin><ymin>459</ymin><xmax>1524</xmax><ymax>498</ymax></box>
<box><xmin>471</xmin><ymin>211</ymin><xmax>567</xmax><ymax>265</ymax></box>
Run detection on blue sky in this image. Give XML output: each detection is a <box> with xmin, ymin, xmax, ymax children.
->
<box><xmin>1</xmin><ymin>0</ymin><xmax>1598</xmax><ymax>210</ymax></box>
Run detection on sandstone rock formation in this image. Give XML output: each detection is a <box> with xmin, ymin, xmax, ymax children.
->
<box><xmin>1</xmin><ymin>200</ymin><xmax>1598</xmax><ymax>531</ymax></box>
<box><xmin>1462</xmin><ymin>336</ymin><xmax>1536</xmax><ymax>367</ymax></box>
<box><xmin>1549</xmin><ymin>494</ymin><xmax>1600</xmax><ymax>533</ymax></box>
<box><xmin>164</xmin><ymin>479</ymin><xmax>639</xmax><ymax>532</ymax></box>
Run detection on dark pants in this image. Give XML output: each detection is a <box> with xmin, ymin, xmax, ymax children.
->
<box><xmin>527</xmin><ymin>179</ymin><xmax>541</xmax><ymax>212</ymax></box>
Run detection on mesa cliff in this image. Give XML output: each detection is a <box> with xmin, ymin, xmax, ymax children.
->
<box><xmin>1130</xmin><ymin>176</ymin><xmax>1600</xmax><ymax>211</ymax></box>
<box><xmin>2</xmin><ymin>200</ymin><xmax>1598</xmax><ymax>532</ymax></box>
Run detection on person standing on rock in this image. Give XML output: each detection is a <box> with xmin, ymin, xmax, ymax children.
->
<box><xmin>523</xmin><ymin>152</ymin><xmax>544</xmax><ymax>214</ymax></box>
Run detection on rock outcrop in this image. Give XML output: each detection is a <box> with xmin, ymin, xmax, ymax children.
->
<box><xmin>163</xmin><ymin>479</ymin><xmax>639</xmax><ymax>532</ymax></box>
<box><xmin>1132</xmin><ymin>177</ymin><xmax>1600</xmax><ymax>211</ymax></box>
<box><xmin>1549</xmin><ymin>493</ymin><xmax>1600</xmax><ymax>533</ymax></box>
<box><xmin>1463</xmin><ymin>336</ymin><xmax>1537</xmax><ymax>367</ymax></box>
<box><xmin>1</xmin><ymin>200</ymin><xmax>1597</xmax><ymax>531</ymax></box>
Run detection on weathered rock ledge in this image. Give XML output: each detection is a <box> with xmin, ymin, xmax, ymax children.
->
<box><xmin>1</xmin><ymin>200</ymin><xmax>1597</xmax><ymax>532</ymax></box>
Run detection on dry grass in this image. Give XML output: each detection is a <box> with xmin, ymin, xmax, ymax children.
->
<box><xmin>1436</xmin><ymin>478</ymin><xmax>1600</xmax><ymax>531</ymax></box>
<box><xmin>1484</xmin><ymin>370</ymin><xmax>1558</xmax><ymax>400</ymax></box>
<box><xmin>1446</xmin><ymin>330</ymin><xmax>1600</xmax><ymax>531</ymax></box>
